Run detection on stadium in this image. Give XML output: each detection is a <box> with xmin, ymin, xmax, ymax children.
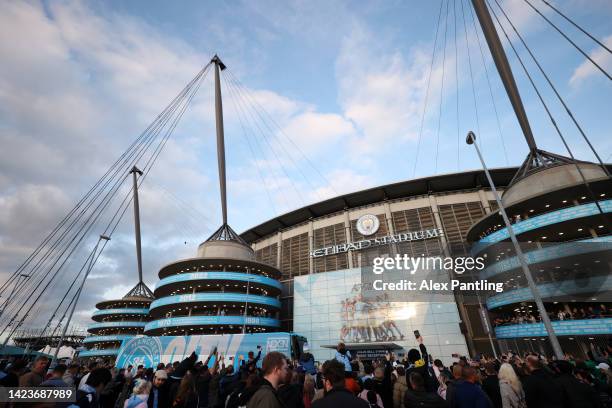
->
<box><xmin>241</xmin><ymin>167</ymin><xmax>518</xmax><ymax>361</ymax></box>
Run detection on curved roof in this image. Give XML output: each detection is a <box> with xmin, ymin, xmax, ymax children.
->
<box><xmin>240</xmin><ymin>167</ymin><xmax>519</xmax><ymax>243</ymax></box>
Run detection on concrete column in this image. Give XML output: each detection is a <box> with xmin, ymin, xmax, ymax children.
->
<box><xmin>276</xmin><ymin>230</ymin><xmax>282</xmax><ymax>269</ymax></box>
<box><xmin>384</xmin><ymin>201</ymin><xmax>395</xmax><ymax>235</ymax></box>
<box><xmin>308</xmin><ymin>220</ymin><xmax>315</xmax><ymax>274</ymax></box>
<box><xmin>344</xmin><ymin>210</ymin><xmax>354</xmax><ymax>269</ymax></box>
<box><xmin>478</xmin><ymin>189</ymin><xmax>492</xmax><ymax>213</ymax></box>
<box><xmin>428</xmin><ymin>195</ymin><xmax>450</xmax><ymax>257</ymax></box>
<box><xmin>429</xmin><ymin>194</ymin><xmax>477</xmax><ymax>356</ymax></box>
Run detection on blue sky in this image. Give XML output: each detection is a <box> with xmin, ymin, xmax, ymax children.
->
<box><xmin>0</xmin><ymin>0</ymin><xmax>610</xmax><ymax>326</ymax></box>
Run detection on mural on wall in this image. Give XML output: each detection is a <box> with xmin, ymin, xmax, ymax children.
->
<box><xmin>340</xmin><ymin>284</ymin><xmax>405</xmax><ymax>343</ymax></box>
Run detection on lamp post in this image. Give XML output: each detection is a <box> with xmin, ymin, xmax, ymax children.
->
<box><xmin>242</xmin><ymin>275</ymin><xmax>254</xmax><ymax>334</ymax></box>
<box><xmin>466</xmin><ymin>131</ymin><xmax>564</xmax><ymax>360</ymax></box>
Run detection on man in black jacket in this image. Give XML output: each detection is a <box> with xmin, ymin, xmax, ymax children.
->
<box><xmin>522</xmin><ymin>355</ymin><xmax>566</xmax><ymax>408</ymax></box>
<box><xmin>312</xmin><ymin>359</ymin><xmax>368</xmax><ymax>408</ymax></box>
<box><xmin>405</xmin><ymin>336</ymin><xmax>439</xmax><ymax>393</ymax></box>
<box><xmin>553</xmin><ymin>360</ymin><xmax>601</xmax><ymax>408</ymax></box>
<box><xmin>148</xmin><ymin>369</ymin><xmax>170</xmax><ymax>408</ymax></box>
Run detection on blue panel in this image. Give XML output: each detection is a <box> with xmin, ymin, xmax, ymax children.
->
<box><xmin>115</xmin><ymin>333</ymin><xmax>294</xmax><ymax>368</ymax></box>
<box><xmin>156</xmin><ymin>272</ymin><xmax>282</xmax><ymax>291</ymax></box>
<box><xmin>88</xmin><ymin>321</ymin><xmax>147</xmax><ymax>330</ymax></box>
<box><xmin>92</xmin><ymin>308</ymin><xmax>149</xmax><ymax>317</ymax></box>
<box><xmin>83</xmin><ymin>335</ymin><xmax>134</xmax><ymax>344</ymax></box>
<box><xmin>476</xmin><ymin>200</ymin><xmax>612</xmax><ymax>249</ymax></box>
<box><xmin>145</xmin><ymin>316</ymin><xmax>280</xmax><ymax>332</ymax></box>
<box><xmin>487</xmin><ymin>275</ymin><xmax>612</xmax><ymax>309</ymax></box>
<box><xmin>480</xmin><ymin>237</ymin><xmax>612</xmax><ymax>279</ymax></box>
<box><xmin>495</xmin><ymin>318</ymin><xmax>612</xmax><ymax>338</ymax></box>
<box><xmin>79</xmin><ymin>348</ymin><xmax>120</xmax><ymax>357</ymax></box>
<box><xmin>150</xmin><ymin>293</ymin><xmax>281</xmax><ymax>310</ymax></box>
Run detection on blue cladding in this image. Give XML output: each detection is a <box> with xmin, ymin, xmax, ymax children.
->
<box><xmin>495</xmin><ymin>318</ymin><xmax>612</xmax><ymax>338</ymax></box>
<box><xmin>150</xmin><ymin>293</ymin><xmax>281</xmax><ymax>310</ymax></box>
<box><xmin>156</xmin><ymin>272</ymin><xmax>282</xmax><ymax>291</ymax></box>
<box><xmin>145</xmin><ymin>316</ymin><xmax>280</xmax><ymax>332</ymax></box>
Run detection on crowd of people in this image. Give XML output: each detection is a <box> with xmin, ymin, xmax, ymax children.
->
<box><xmin>492</xmin><ymin>303</ymin><xmax>611</xmax><ymax>327</ymax></box>
<box><xmin>1</xmin><ymin>336</ymin><xmax>612</xmax><ymax>408</ymax></box>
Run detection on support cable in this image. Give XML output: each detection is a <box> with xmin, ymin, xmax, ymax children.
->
<box><xmin>0</xmin><ymin>66</ymin><xmax>209</xmax><ymax>309</ymax></box>
<box><xmin>435</xmin><ymin>0</ymin><xmax>451</xmax><ymax>172</ymax></box>
<box><xmin>460</xmin><ymin>0</ymin><xmax>483</xmax><ymax>152</ymax></box>
<box><xmin>1</xmin><ymin>64</ymin><xmax>210</xmax><ymax>342</ymax></box>
<box><xmin>466</xmin><ymin>0</ymin><xmax>509</xmax><ymax>165</ymax></box>
<box><xmin>0</xmin><ymin>66</ymin><xmax>209</xmax><ymax>298</ymax></box>
<box><xmin>226</xmin><ymin>69</ymin><xmax>338</xmax><ymax>197</ymax></box>
<box><xmin>223</xmin><ymin>74</ymin><xmax>306</xmax><ymax>207</ymax></box>
<box><xmin>540</xmin><ymin>0</ymin><xmax>611</xmax><ymax>54</ymax></box>
<box><xmin>493</xmin><ymin>0</ymin><xmax>610</xmax><ymax>177</ymax></box>
<box><xmin>223</xmin><ymin>74</ymin><xmax>294</xmax><ymax>211</ymax></box>
<box><xmin>454</xmin><ymin>0</ymin><xmax>461</xmax><ymax>170</ymax></box>
<box><xmin>523</xmin><ymin>0</ymin><xmax>611</xmax><ymax>81</ymax></box>
<box><xmin>222</xmin><ymin>75</ymin><xmax>279</xmax><ymax>215</ymax></box>
<box><xmin>413</xmin><ymin>0</ymin><xmax>446</xmax><ymax>177</ymax></box>
<box><xmin>487</xmin><ymin>0</ymin><xmax>610</xmax><ymax>229</ymax></box>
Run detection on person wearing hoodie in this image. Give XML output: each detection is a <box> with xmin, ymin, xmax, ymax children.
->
<box><xmin>393</xmin><ymin>366</ymin><xmax>408</xmax><ymax>408</ymax></box>
<box><xmin>497</xmin><ymin>363</ymin><xmax>526</xmax><ymax>408</ymax></box>
<box><xmin>124</xmin><ymin>380</ymin><xmax>152</xmax><ymax>408</ymax></box>
<box><xmin>405</xmin><ymin>336</ymin><xmax>438</xmax><ymax>393</ymax></box>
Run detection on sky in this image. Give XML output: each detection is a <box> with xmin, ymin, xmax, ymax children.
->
<box><xmin>0</xmin><ymin>0</ymin><xmax>611</xmax><ymax>330</ymax></box>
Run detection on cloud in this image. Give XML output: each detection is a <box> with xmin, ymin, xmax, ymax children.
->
<box><xmin>569</xmin><ymin>35</ymin><xmax>612</xmax><ymax>86</ymax></box>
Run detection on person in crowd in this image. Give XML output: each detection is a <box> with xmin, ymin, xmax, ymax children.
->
<box><xmin>522</xmin><ymin>355</ymin><xmax>565</xmax><ymax>408</ymax></box>
<box><xmin>554</xmin><ymin>360</ymin><xmax>601</xmax><ymax>408</ymax></box>
<box><xmin>19</xmin><ymin>355</ymin><xmax>49</xmax><ymax>387</ymax></box>
<box><xmin>124</xmin><ymin>379</ymin><xmax>152</xmax><ymax>408</ymax></box>
<box><xmin>0</xmin><ymin>359</ymin><xmax>27</xmax><ymax>387</ymax></box>
<box><xmin>303</xmin><ymin>373</ymin><xmax>316</xmax><ymax>408</ymax></box>
<box><xmin>299</xmin><ymin>344</ymin><xmax>317</xmax><ymax>375</ymax></box>
<box><xmin>243</xmin><ymin>346</ymin><xmax>262</xmax><ymax>372</ymax></box>
<box><xmin>334</xmin><ymin>342</ymin><xmax>352</xmax><ymax>373</ymax></box>
<box><xmin>247</xmin><ymin>351</ymin><xmax>288</xmax><ymax>408</ymax></box>
<box><xmin>64</xmin><ymin>364</ymin><xmax>80</xmax><ymax>387</ymax></box>
<box><xmin>172</xmin><ymin>371</ymin><xmax>198</xmax><ymax>408</ymax></box>
<box><xmin>497</xmin><ymin>363</ymin><xmax>525</xmax><ymax>408</ymax></box>
<box><xmin>371</xmin><ymin>352</ymin><xmax>393</xmax><ymax>408</ymax></box>
<box><xmin>148</xmin><ymin>370</ymin><xmax>169</xmax><ymax>408</ymax></box>
<box><xmin>312</xmin><ymin>359</ymin><xmax>369</xmax><ymax>408</ymax></box>
<box><xmin>278</xmin><ymin>364</ymin><xmax>305</xmax><ymax>408</ymax></box>
<box><xmin>80</xmin><ymin>361</ymin><xmax>100</xmax><ymax>390</ymax></box>
<box><xmin>393</xmin><ymin>366</ymin><xmax>408</xmax><ymax>408</ymax></box>
<box><xmin>359</xmin><ymin>379</ymin><xmax>384</xmax><ymax>407</ymax></box>
<box><xmin>42</xmin><ymin>364</ymin><xmax>70</xmax><ymax>387</ymax></box>
<box><xmin>403</xmin><ymin>372</ymin><xmax>448</xmax><ymax>408</ymax></box>
<box><xmin>480</xmin><ymin>362</ymin><xmax>501</xmax><ymax>408</ymax></box>
<box><xmin>405</xmin><ymin>336</ymin><xmax>438</xmax><ymax>393</ymax></box>
<box><xmin>451</xmin><ymin>366</ymin><xmax>493</xmax><ymax>408</ymax></box>
<box><xmin>437</xmin><ymin>373</ymin><xmax>450</xmax><ymax>400</ymax></box>
<box><xmin>75</xmin><ymin>368</ymin><xmax>113</xmax><ymax>408</ymax></box>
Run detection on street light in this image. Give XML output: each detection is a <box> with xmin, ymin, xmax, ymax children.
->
<box><xmin>466</xmin><ymin>131</ymin><xmax>563</xmax><ymax>360</ymax></box>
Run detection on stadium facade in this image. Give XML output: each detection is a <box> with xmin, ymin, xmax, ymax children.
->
<box><xmin>241</xmin><ymin>168</ymin><xmax>521</xmax><ymax>362</ymax></box>
<box><xmin>467</xmin><ymin>162</ymin><xmax>612</xmax><ymax>357</ymax></box>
